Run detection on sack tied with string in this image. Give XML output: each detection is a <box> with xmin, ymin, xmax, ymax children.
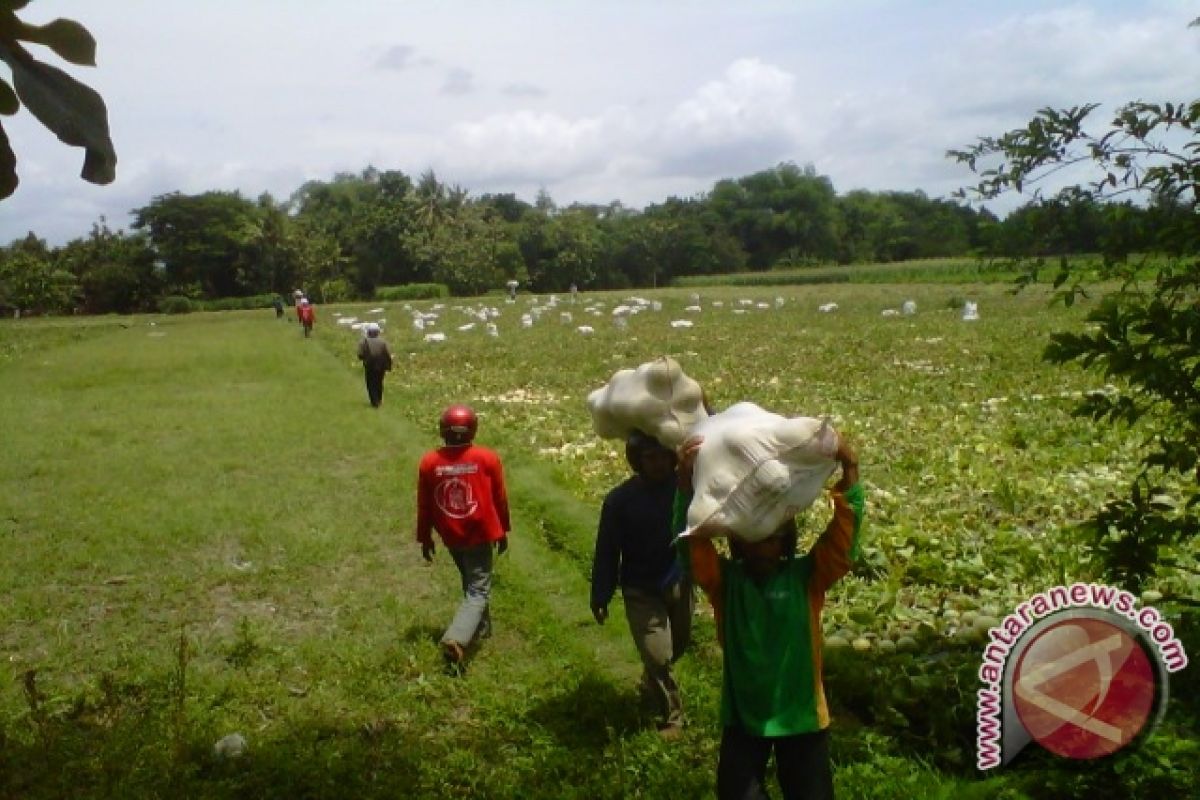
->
<box><xmin>586</xmin><ymin>356</ymin><xmax>709</xmax><ymax>450</ymax></box>
<box><xmin>681</xmin><ymin>402</ymin><xmax>840</xmax><ymax>543</ymax></box>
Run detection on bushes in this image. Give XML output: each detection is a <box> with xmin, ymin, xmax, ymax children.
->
<box><xmin>824</xmin><ymin>645</ymin><xmax>979</xmax><ymax>770</ymax></box>
<box><xmin>157</xmin><ymin>294</ymin><xmax>280</xmax><ymax>314</ymax></box>
<box><xmin>674</xmin><ymin>270</ymin><xmax>852</xmax><ymax>288</ymax></box>
<box><xmin>316</xmin><ymin>279</ymin><xmax>353</xmax><ymax>304</ymax></box>
<box><xmin>674</xmin><ymin>258</ymin><xmax>1023</xmax><ymax>288</ymax></box>
<box><xmin>157</xmin><ymin>296</ymin><xmax>193</xmax><ymax>314</ymax></box>
<box><xmin>198</xmin><ymin>294</ymin><xmax>278</xmax><ymax>312</ymax></box>
<box><xmin>375</xmin><ymin>283</ymin><xmax>449</xmax><ymax>301</ymax></box>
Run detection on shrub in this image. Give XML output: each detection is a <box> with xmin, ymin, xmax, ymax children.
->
<box><xmin>674</xmin><ymin>270</ymin><xmax>852</xmax><ymax>287</ymax></box>
<box><xmin>317</xmin><ymin>279</ymin><xmax>353</xmax><ymax>303</ymax></box>
<box><xmin>199</xmin><ymin>294</ymin><xmax>277</xmax><ymax>312</ymax></box>
<box><xmin>824</xmin><ymin>645</ymin><xmax>979</xmax><ymax>771</ymax></box>
<box><xmin>375</xmin><ymin>283</ymin><xmax>450</xmax><ymax>301</ymax></box>
<box><xmin>157</xmin><ymin>296</ymin><xmax>193</xmax><ymax>314</ymax></box>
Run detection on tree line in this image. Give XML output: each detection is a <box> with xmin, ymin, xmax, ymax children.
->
<box><xmin>0</xmin><ymin>160</ymin><xmax>1180</xmax><ymax>315</ymax></box>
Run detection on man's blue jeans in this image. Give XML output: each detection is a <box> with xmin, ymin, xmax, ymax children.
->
<box><xmin>444</xmin><ymin>543</ymin><xmax>494</xmax><ymax>646</ymax></box>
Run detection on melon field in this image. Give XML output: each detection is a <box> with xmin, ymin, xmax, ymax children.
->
<box><xmin>1</xmin><ymin>282</ymin><xmax>1195</xmax><ymax>799</ymax></box>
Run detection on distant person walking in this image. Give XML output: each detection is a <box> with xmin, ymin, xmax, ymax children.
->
<box><xmin>272</xmin><ymin>296</ymin><xmax>285</xmax><ymax>319</ymax></box>
<box><xmin>298</xmin><ymin>299</ymin><xmax>315</xmax><ymax>337</ymax></box>
<box><xmin>416</xmin><ymin>405</ymin><xmax>511</xmax><ymax>668</ymax></box>
<box><xmin>591</xmin><ymin>430</ymin><xmax>693</xmax><ymax>737</ymax></box>
<box><xmin>357</xmin><ymin>323</ymin><xmax>393</xmax><ymax>407</ymax></box>
<box><xmin>292</xmin><ymin>290</ymin><xmax>304</xmax><ymax>323</ymax></box>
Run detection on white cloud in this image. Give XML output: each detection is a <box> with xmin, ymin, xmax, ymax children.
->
<box><xmin>665</xmin><ymin>58</ymin><xmax>798</xmax><ymax>144</ymax></box>
<box><xmin>437</xmin><ymin>109</ymin><xmax>632</xmax><ymax>182</ymax></box>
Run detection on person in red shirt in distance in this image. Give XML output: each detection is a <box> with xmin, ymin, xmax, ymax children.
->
<box><xmin>298</xmin><ymin>299</ymin><xmax>315</xmax><ymax>337</ymax></box>
<box><xmin>416</xmin><ymin>404</ymin><xmax>511</xmax><ymax>667</ymax></box>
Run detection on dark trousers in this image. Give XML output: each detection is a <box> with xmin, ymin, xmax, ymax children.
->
<box><xmin>717</xmin><ymin>726</ymin><xmax>833</xmax><ymax>800</ymax></box>
<box><xmin>364</xmin><ymin>368</ymin><xmax>385</xmax><ymax>407</ymax></box>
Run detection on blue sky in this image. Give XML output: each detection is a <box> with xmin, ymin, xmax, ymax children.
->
<box><xmin>2</xmin><ymin>0</ymin><xmax>1198</xmax><ymax>244</ymax></box>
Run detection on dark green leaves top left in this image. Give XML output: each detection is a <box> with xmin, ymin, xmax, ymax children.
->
<box><xmin>0</xmin><ymin>5</ymin><xmax>114</xmax><ymax>199</ymax></box>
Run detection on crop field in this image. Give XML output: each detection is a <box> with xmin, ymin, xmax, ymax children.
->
<box><xmin>1</xmin><ymin>282</ymin><xmax>1195</xmax><ymax>799</ymax></box>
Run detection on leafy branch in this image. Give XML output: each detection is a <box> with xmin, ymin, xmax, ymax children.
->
<box><xmin>0</xmin><ymin>0</ymin><xmax>115</xmax><ymax>199</ymax></box>
<box><xmin>951</xmin><ymin>87</ymin><xmax>1200</xmax><ymax>591</ymax></box>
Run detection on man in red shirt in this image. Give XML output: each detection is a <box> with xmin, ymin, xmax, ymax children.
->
<box><xmin>298</xmin><ymin>299</ymin><xmax>315</xmax><ymax>337</ymax></box>
<box><xmin>416</xmin><ymin>404</ymin><xmax>511</xmax><ymax>666</ymax></box>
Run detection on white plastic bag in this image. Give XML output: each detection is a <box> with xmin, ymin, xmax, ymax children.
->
<box><xmin>586</xmin><ymin>356</ymin><xmax>709</xmax><ymax>449</ymax></box>
<box><xmin>682</xmin><ymin>402</ymin><xmax>839</xmax><ymax>542</ymax></box>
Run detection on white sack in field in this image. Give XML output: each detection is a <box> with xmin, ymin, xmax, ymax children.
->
<box><xmin>586</xmin><ymin>356</ymin><xmax>708</xmax><ymax>449</ymax></box>
<box><xmin>682</xmin><ymin>402</ymin><xmax>839</xmax><ymax>542</ymax></box>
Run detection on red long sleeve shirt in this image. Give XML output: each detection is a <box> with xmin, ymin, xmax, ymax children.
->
<box><xmin>416</xmin><ymin>444</ymin><xmax>510</xmax><ymax>548</ymax></box>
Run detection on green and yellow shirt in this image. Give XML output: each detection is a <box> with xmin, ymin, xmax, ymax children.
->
<box><xmin>680</xmin><ymin>483</ymin><xmax>865</xmax><ymax>735</ymax></box>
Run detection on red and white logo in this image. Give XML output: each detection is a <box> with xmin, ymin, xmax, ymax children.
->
<box><xmin>976</xmin><ymin>585</ymin><xmax>1186</xmax><ymax>770</ymax></box>
<box><xmin>1012</xmin><ymin>617</ymin><xmax>1156</xmax><ymax>760</ymax></box>
<box><xmin>434</xmin><ymin>477</ymin><xmax>478</xmax><ymax>519</ymax></box>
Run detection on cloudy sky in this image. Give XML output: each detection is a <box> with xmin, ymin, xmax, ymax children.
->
<box><xmin>2</xmin><ymin>0</ymin><xmax>1198</xmax><ymax>244</ymax></box>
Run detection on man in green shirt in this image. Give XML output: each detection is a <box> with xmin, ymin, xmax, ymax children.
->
<box><xmin>677</xmin><ymin>436</ymin><xmax>863</xmax><ymax>800</ymax></box>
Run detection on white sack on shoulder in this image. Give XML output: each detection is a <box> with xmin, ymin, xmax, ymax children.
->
<box><xmin>586</xmin><ymin>356</ymin><xmax>708</xmax><ymax>449</ymax></box>
<box><xmin>683</xmin><ymin>402</ymin><xmax>839</xmax><ymax>543</ymax></box>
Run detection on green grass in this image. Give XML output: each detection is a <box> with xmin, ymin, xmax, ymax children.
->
<box><xmin>1</xmin><ymin>288</ymin><xmax>1195</xmax><ymax>798</ymax></box>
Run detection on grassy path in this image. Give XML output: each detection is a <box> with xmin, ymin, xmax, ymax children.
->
<box><xmin>0</xmin><ymin>313</ymin><xmax>718</xmax><ymax>799</ymax></box>
<box><xmin>0</xmin><ymin>310</ymin><xmax>1028</xmax><ymax>799</ymax></box>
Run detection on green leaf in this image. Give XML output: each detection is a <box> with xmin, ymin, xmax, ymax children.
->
<box><xmin>0</xmin><ymin>2</ymin><xmax>32</xmax><ymax>12</ymax></box>
<box><xmin>17</xmin><ymin>18</ymin><xmax>97</xmax><ymax>67</ymax></box>
<box><xmin>4</xmin><ymin>46</ymin><xmax>116</xmax><ymax>184</ymax></box>
<box><xmin>0</xmin><ymin>119</ymin><xmax>17</xmax><ymax>198</ymax></box>
<box><xmin>0</xmin><ymin>75</ymin><xmax>17</xmax><ymax>114</ymax></box>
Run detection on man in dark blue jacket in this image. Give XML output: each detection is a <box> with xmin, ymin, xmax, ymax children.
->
<box><xmin>591</xmin><ymin>430</ymin><xmax>693</xmax><ymax>737</ymax></box>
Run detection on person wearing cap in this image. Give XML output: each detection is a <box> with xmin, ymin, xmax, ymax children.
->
<box><xmin>298</xmin><ymin>298</ymin><xmax>315</xmax><ymax>337</ymax></box>
<box><xmin>356</xmin><ymin>323</ymin><xmax>393</xmax><ymax>407</ymax></box>
<box><xmin>415</xmin><ymin>405</ymin><xmax>511</xmax><ymax>668</ymax></box>
<box><xmin>590</xmin><ymin>429</ymin><xmax>693</xmax><ymax>737</ymax></box>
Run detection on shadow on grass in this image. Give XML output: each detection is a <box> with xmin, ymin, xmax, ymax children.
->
<box><xmin>0</xmin><ymin>671</ymin><xmax>669</xmax><ymax>800</ymax></box>
<box><xmin>0</xmin><ymin>705</ymin><xmax>429</xmax><ymax>800</ymax></box>
<box><xmin>522</xmin><ymin>671</ymin><xmax>646</xmax><ymax>749</ymax></box>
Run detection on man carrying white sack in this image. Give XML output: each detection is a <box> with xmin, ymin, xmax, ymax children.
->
<box><xmin>590</xmin><ymin>430</ymin><xmax>693</xmax><ymax>738</ymax></box>
<box><xmin>676</xmin><ymin>434</ymin><xmax>863</xmax><ymax>800</ymax></box>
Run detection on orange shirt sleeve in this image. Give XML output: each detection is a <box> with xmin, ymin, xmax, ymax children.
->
<box><xmin>808</xmin><ymin>488</ymin><xmax>861</xmax><ymax>596</ymax></box>
<box><xmin>688</xmin><ymin>538</ymin><xmax>726</xmax><ymax>645</ymax></box>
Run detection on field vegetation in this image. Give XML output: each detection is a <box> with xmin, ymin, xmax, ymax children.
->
<box><xmin>2</xmin><ymin>281</ymin><xmax>1195</xmax><ymax>798</ymax></box>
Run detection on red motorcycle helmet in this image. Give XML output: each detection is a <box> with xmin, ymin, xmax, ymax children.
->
<box><xmin>439</xmin><ymin>404</ymin><xmax>478</xmax><ymax>444</ymax></box>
